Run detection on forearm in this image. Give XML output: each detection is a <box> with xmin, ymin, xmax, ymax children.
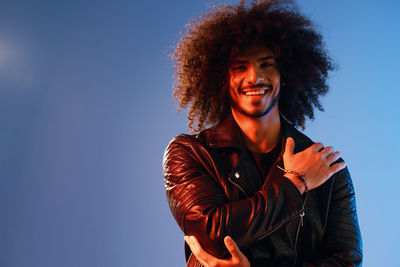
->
<box><xmin>181</xmin><ymin>178</ymin><xmax>304</xmax><ymax>257</ymax></box>
<box><xmin>164</xmin><ymin>136</ymin><xmax>305</xmax><ymax>258</ymax></box>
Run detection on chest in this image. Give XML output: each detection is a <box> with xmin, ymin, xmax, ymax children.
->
<box><xmin>207</xmin><ymin>147</ymin><xmax>334</xmax><ymax>263</ymax></box>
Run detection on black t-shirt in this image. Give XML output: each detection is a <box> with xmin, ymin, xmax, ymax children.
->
<box><xmin>249</xmin><ymin>140</ymin><xmax>282</xmax><ymax>187</ymax></box>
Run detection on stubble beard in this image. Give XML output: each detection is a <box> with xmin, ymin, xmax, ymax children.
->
<box><xmin>233</xmin><ymin>89</ymin><xmax>281</xmax><ymax>118</ymax></box>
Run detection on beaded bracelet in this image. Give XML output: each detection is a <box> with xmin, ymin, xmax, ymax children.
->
<box><xmin>277</xmin><ymin>165</ymin><xmax>309</xmax><ymax>194</ymax></box>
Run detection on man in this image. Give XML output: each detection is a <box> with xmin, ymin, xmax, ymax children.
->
<box><xmin>163</xmin><ymin>0</ymin><xmax>362</xmax><ymax>266</ymax></box>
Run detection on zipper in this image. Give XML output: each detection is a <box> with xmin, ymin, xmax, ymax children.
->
<box><xmin>258</xmin><ymin>211</ymin><xmax>303</xmax><ymax>240</ymax></box>
<box><xmin>228</xmin><ymin>176</ymin><xmax>249</xmax><ymax>198</ymax></box>
<box><xmin>294</xmin><ymin>211</ymin><xmax>305</xmax><ymax>264</ymax></box>
<box><xmin>229</xmin><ymin>173</ymin><xmax>306</xmax><ymax>243</ymax></box>
<box><xmin>229</xmin><ymin>169</ymin><xmax>309</xmax><ymax>265</ymax></box>
<box><xmin>294</xmin><ymin>193</ymin><xmax>309</xmax><ymax>264</ymax></box>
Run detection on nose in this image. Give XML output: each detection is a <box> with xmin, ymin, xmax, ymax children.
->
<box><xmin>246</xmin><ymin>65</ymin><xmax>263</xmax><ymax>85</ymax></box>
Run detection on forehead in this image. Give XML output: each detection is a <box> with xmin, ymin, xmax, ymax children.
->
<box><xmin>230</xmin><ymin>45</ymin><xmax>276</xmax><ymax>62</ymax></box>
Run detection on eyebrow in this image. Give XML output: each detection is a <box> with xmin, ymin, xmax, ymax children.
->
<box><xmin>257</xmin><ymin>56</ymin><xmax>276</xmax><ymax>62</ymax></box>
<box><xmin>230</xmin><ymin>60</ymin><xmax>248</xmax><ymax>65</ymax></box>
<box><xmin>231</xmin><ymin>56</ymin><xmax>276</xmax><ymax>65</ymax></box>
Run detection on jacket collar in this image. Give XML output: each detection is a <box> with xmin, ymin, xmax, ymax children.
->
<box><xmin>198</xmin><ymin>112</ymin><xmax>312</xmax><ymax>153</ymax></box>
<box><xmin>198</xmin><ymin>113</ymin><xmax>245</xmax><ymax>149</ymax></box>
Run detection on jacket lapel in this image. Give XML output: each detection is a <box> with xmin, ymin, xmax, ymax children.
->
<box><xmin>199</xmin><ymin>113</ymin><xmax>313</xmax><ymax>198</ymax></box>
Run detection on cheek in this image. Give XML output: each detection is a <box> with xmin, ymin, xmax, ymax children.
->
<box><xmin>229</xmin><ymin>74</ymin><xmax>243</xmax><ymax>89</ymax></box>
<box><xmin>228</xmin><ymin>86</ymin><xmax>236</xmax><ymax>99</ymax></box>
<box><xmin>274</xmin><ymin>77</ymin><xmax>280</xmax><ymax>86</ymax></box>
<box><xmin>272</xmin><ymin>70</ymin><xmax>281</xmax><ymax>83</ymax></box>
<box><xmin>264</xmin><ymin>71</ymin><xmax>280</xmax><ymax>87</ymax></box>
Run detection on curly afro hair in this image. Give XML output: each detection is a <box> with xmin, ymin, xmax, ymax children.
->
<box><xmin>171</xmin><ymin>0</ymin><xmax>334</xmax><ymax>132</ymax></box>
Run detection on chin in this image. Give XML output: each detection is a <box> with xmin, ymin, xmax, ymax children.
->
<box><xmin>248</xmin><ymin>110</ymin><xmax>270</xmax><ymax>118</ymax></box>
<box><xmin>236</xmin><ymin>108</ymin><xmax>268</xmax><ymax>118</ymax></box>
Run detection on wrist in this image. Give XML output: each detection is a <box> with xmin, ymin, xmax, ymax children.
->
<box><xmin>284</xmin><ymin>173</ymin><xmax>306</xmax><ymax>194</ymax></box>
<box><xmin>278</xmin><ymin>165</ymin><xmax>308</xmax><ymax>195</ymax></box>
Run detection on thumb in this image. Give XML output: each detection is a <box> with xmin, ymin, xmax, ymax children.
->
<box><xmin>224</xmin><ymin>236</ymin><xmax>244</xmax><ymax>259</ymax></box>
<box><xmin>285</xmin><ymin>137</ymin><xmax>295</xmax><ymax>156</ymax></box>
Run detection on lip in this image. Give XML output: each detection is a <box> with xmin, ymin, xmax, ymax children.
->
<box><xmin>241</xmin><ymin>86</ymin><xmax>271</xmax><ymax>96</ymax></box>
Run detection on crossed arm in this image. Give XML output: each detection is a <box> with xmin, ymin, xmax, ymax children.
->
<box><xmin>164</xmin><ymin>136</ymin><xmax>307</xmax><ymax>257</ymax></box>
<box><xmin>164</xmin><ymin>136</ymin><xmax>361</xmax><ymax>265</ymax></box>
<box><xmin>185</xmin><ymin>166</ymin><xmax>363</xmax><ymax>266</ymax></box>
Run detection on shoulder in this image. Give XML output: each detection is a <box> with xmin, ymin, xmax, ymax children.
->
<box><xmin>162</xmin><ymin>132</ymin><xmax>218</xmax><ymax>186</ymax></box>
<box><xmin>163</xmin><ymin>134</ymin><xmax>195</xmax><ymax>161</ymax></box>
<box><xmin>332</xmin><ymin>166</ymin><xmax>356</xmax><ymax>196</ymax></box>
<box><xmin>164</xmin><ymin>133</ymin><xmax>205</xmax><ymax>156</ymax></box>
<box><xmin>163</xmin><ymin>133</ymin><xmax>208</xmax><ymax>170</ymax></box>
<box><xmin>283</xmin><ymin>119</ymin><xmax>314</xmax><ymax>153</ymax></box>
<box><xmin>164</xmin><ymin>123</ymin><xmax>216</xmax><ymax>156</ymax></box>
<box><xmin>166</xmin><ymin>133</ymin><xmax>196</xmax><ymax>148</ymax></box>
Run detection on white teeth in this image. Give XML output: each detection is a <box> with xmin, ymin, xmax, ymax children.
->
<box><xmin>243</xmin><ymin>90</ymin><xmax>266</xmax><ymax>96</ymax></box>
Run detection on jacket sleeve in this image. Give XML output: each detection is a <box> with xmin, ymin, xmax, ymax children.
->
<box><xmin>300</xmin><ymin>167</ymin><xmax>363</xmax><ymax>266</ymax></box>
<box><xmin>163</xmin><ymin>135</ymin><xmax>304</xmax><ymax>258</ymax></box>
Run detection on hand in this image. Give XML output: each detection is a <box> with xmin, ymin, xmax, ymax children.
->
<box><xmin>283</xmin><ymin>137</ymin><xmax>346</xmax><ymax>192</ymax></box>
<box><xmin>184</xmin><ymin>235</ymin><xmax>250</xmax><ymax>267</ymax></box>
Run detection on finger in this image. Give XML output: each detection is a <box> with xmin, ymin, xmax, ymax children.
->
<box><xmin>326</xmin><ymin>151</ymin><xmax>341</xmax><ymax>164</ymax></box>
<box><xmin>330</xmin><ymin>161</ymin><xmax>347</xmax><ymax>175</ymax></box>
<box><xmin>184</xmin><ymin>236</ymin><xmax>197</xmax><ymax>253</ymax></box>
<box><xmin>185</xmin><ymin>235</ymin><xmax>213</xmax><ymax>264</ymax></box>
<box><xmin>189</xmin><ymin>235</ymin><xmax>205</xmax><ymax>255</ymax></box>
<box><xmin>321</xmin><ymin>146</ymin><xmax>334</xmax><ymax>157</ymax></box>
<box><xmin>224</xmin><ymin>236</ymin><xmax>244</xmax><ymax>259</ymax></box>
<box><xmin>285</xmin><ymin>137</ymin><xmax>295</xmax><ymax>156</ymax></box>
<box><xmin>311</xmin><ymin>142</ymin><xmax>324</xmax><ymax>152</ymax></box>
<box><xmin>184</xmin><ymin>235</ymin><xmax>191</xmax><ymax>246</ymax></box>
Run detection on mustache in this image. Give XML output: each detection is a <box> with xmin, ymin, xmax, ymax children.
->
<box><xmin>239</xmin><ymin>83</ymin><xmax>271</xmax><ymax>92</ymax></box>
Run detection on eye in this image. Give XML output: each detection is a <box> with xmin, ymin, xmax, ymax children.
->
<box><xmin>260</xmin><ymin>61</ymin><xmax>276</xmax><ymax>68</ymax></box>
<box><xmin>231</xmin><ymin>65</ymin><xmax>246</xmax><ymax>71</ymax></box>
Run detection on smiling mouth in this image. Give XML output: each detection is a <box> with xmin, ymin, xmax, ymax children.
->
<box><xmin>241</xmin><ymin>87</ymin><xmax>271</xmax><ymax>96</ymax></box>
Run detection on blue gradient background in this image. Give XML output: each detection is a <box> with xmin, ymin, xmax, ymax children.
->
<box><xmin>1</xmin><ymin>0</ymin><xmax>399</xmax><ymax>266</ymax></box>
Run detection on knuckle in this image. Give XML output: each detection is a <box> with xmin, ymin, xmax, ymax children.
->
<box><xmin>314</xmin><ymin>142</ymin><xmax>323</xmax><ymax>148</ymax></box>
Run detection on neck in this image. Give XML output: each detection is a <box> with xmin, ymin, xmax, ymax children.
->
<box><xmin>232</xmin><ymin>107</ymin><xmax>281</xmax><ymax>153</ymax></box>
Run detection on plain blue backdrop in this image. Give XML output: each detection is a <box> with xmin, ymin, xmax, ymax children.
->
<box><xmin>1</xmin><ymin>0</ymin><xmax>399</xmax><ymax>266</ymax></box>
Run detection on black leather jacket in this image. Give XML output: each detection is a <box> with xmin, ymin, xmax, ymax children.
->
<box><xmin>163</xmin><ymin>114</ymin><xmax>362</xmax><ymax>266</ymax></box>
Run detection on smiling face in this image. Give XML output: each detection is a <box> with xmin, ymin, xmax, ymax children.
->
<box><xmin>228</xmin><ymin>45</ymin><xmax>281</xmax><ymax>118</ymax></box>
